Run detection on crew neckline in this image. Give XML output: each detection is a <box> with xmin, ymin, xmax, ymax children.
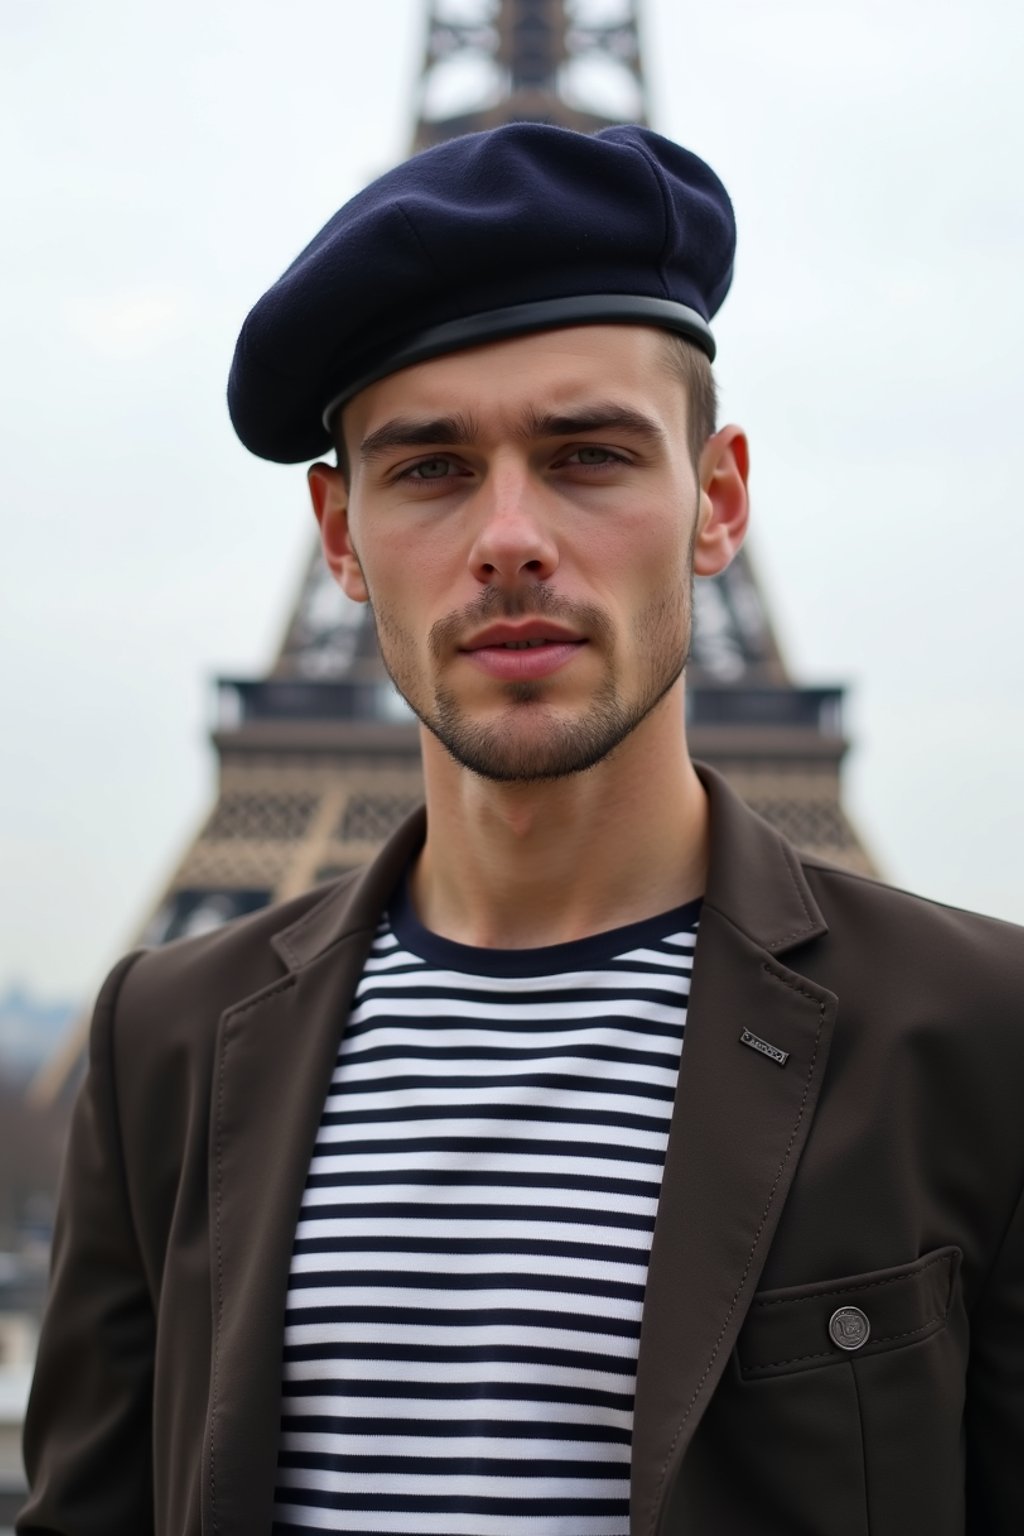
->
<box><xmin>388</xmin><ymin>874</ymin><xmax>702</xmax><ymax>978</ymax></box>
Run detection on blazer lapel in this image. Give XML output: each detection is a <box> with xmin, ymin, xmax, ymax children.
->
<box><xmin>631</xmin><ymin>767</ymin><xmax>838</xmax><ymax>1536</ymax></box>
<box><xmin>202</xmin><ymin>810</ymin><xmax>426</xmax><ymax>1536</ymax></box>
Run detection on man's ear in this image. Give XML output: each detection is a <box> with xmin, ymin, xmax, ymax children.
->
<box><xmin>307</xmin><ymin>462</ymin><xmax>369</xmax><ymax>603</ymax></box>
<box><xmin>693</xmin><ymin>424</ymin><xmax>750</xmax><ymax>577</ymax></box>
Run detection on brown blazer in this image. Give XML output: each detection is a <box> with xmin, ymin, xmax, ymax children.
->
<box><xmin>19</xmin><ymin>765</ymin><xmax>1024</xmax><ymax>1535</ymax></box>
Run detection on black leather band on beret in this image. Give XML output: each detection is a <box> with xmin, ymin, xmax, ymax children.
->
<box><xmin>320</xmin><ymin>295</ymin><xmax>715</xmax><ymax>430</ymax></box>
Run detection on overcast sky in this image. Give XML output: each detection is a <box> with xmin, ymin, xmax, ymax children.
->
<box><xmin>3</xmin><ymin>0</ymin><xmax>1023</xmax><ymax>1002</ymax></box>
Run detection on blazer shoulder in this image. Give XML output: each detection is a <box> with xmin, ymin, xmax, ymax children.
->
<box><xmin>88</xmin><ymin>802</ymin><xmax>427</xmax><ymax>1077</ymax></box>
<box><xmin>800</xmin><ymin>851</ymin><xmax>1024</xmax><ymax>999</ymax></box>
<box><xmin>104</xmin><ymin>870</ymin><xmax>367</xmax><ymax>1055</ymax></box>
<box><xmin>801</xmin><ymin>850</ymin><xmax>1023</xmax><ymax>934</ymax></box>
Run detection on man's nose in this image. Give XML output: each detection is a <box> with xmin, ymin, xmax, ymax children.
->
<box><xmin>467</xmin><ymin>464</ymin><xmax>559</xmax><ymax>585</ymax></box>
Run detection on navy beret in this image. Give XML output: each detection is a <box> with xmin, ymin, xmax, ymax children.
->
<box><xmin>228</xmin><ymin>123</ymin><xmax>736</xmax><ymax>463</ymax></box>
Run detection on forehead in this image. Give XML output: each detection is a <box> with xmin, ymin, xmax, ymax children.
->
<box><xmin>340</xmin><ymin>324</ymin><xmax>685</xmax><ymax>444</ymax></box>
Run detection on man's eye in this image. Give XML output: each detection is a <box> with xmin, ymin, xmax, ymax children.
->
<box><xmin>406</xmin><ymin>456</ymin><xmax>458</xmax><ymax>479</ymax></box>
<box><xmin>566</xmin><ymin>446</ymin><xmax>623</xmax><ymax>466</ymax></box>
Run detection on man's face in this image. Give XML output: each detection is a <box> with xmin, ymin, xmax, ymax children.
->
<box><xmin>329</xmin><ymin>325</ymin><xmax>710</xmax><ymax>783</ymax></box>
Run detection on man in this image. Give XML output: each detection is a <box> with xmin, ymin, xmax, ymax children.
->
<box><xmin>19</xmin><ymin>124</ymin><xmax>1024</xmax><ymax>1535</ymax></box>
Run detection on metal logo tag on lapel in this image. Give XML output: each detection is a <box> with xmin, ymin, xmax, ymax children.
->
<box><xmin>739</xmin><ymin>1027</ymin><xmax>790</xmax><ymax>1067</ymax></box>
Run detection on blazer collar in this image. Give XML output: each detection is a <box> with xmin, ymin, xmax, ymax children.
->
<box><xmin>695</xmin><ymin>761</ymin><xmax>828</xmax><ymax>955</ymax></box>
<box><xmin>270</xmin><ymin>803</ymin><xmax>428</xmax><ymax>972</ymax></box>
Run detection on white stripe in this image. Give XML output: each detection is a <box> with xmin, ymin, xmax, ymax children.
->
<box><xmin>276</xmin><ymin>1466</ymin><xmax>627</xmax><ymax>1498</ymax></box>
<box><xmin>286</xmin><ymin>1249</ymin><xmax>648</xmax><ymax>1283</ymax></box>
<box><xmin>334</xmin><ymin>1024</ymin><xmax>685</xmax><ymax>1062</ymax></box>
<box><xmin>345</xmin><ymin>995</ymin><xmax>686</xmax><ymax>1027</ymax></box>
<box><xmin>283</xmin><ymin>1322</ymin><xmax>639</xmax><ymax>1357</ymax></box>
<box><xmin>293</xmin><ymin>1215</ymin><xmax>655</xmax><ymax>1249</ymax></box>
<box><xmin>353</xmin><ymin>965</ymin><xmax>689</xmax><ymax>996</ymax></box>
<box><xmin>329</xmin><ymin>1052</ymin><xmax>681</xmax><ymax>1087</ymax></box>
<box><xmin>305</xmin><ymin>1148</ymin><xmax>663</xmax><ymax>1185</ymax></box>
<box><xmin>285</xmin><ymin>1285</ymin><xmax>643</xmax><ymax>1320</ymax></box>
<box><xmin>283</xmin><ymin>1357</ymin><xmax>632</xmax><ymax>1388</ymax></box>
<box><xmin>362</xmin><ymin>950</ymin><xmax>424</xmax><ymax>972</ymax></box>
<box><xmin>320</xmin><ymin>1084</ymin><xmax>672</xmax><ymax>1119</ymax></box>
<box><xmin>297</xmin><ymin>1183</ymin><xmax>659</xmax><ymax>1216</ymax></box>
<box><xmin>279</xmin><ymin>1430</ymin><xmax>631</xmax><ymax>1461</ymax></box>
<box><xmin>271</xmin><ymin>1503</ymin><xmax>628</xmax><ymax>1535</ymax></box>
<box><xmin>613</xmin><ymin>946</ymin><xmax>694</xmax><ymax>968</ymax></box>
<box><xmin>278</xmin><ymin>1393</ymin><xmax>633</xmax><ymax>1429</ymax></box>
<box><xmin>310</xmin><ymin>1116</ymin><xmax>669</xmax><ymax>1153</ymax></box>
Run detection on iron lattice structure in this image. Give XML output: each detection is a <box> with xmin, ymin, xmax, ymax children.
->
<box><xmin>35</xmin><ymin>0</ymin><xmax>874</xmax><ymax>1104</ymax></box>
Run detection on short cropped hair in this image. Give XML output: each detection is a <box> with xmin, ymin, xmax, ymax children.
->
<box><xmin>661</xmin><ymin>332</ymin><xmax>718</xmax><ymax>467</ymax></box>
<box><xmin>332</xmin><ymin>329</ymin><xmax>718</xmax><ymax>479</ymax></box>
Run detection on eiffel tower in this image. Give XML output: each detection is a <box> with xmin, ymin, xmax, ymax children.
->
<box><xmin>35</xmin><ymin>0</ymin><xmax>873</xmax><ymax>1104</ymax></box>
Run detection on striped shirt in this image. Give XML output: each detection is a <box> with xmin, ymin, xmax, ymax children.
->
<box><xmin>273</xmin><ymin>880</ymin><xmax>700</xmax><ymax>1536</ymax></box>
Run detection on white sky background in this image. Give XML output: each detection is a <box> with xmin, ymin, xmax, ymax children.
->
<box><xmin>2</xmin><ymin>0</ymin><xmax>1022</xmax><ymax>1000</ymax></box>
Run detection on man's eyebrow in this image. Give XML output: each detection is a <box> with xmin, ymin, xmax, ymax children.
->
<box><xmin>359</xmin><ymin>413</ymin><xmax>479</xmax><ymax>463</ymax></box>
<box><xmin>520</xmin><ymin>403</ymin><xmax>666</xmax><ymax>445</ymax></box>
<box><xmin>357</xmin><ymin>402</ymin><xmax>666</xmax><ymax>464</ymax></box>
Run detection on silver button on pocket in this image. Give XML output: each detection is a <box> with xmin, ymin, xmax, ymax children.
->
<box><xmin>828</xmin><ymin>1305</ymin><xmax>871</xmax><ymax>1351</ymax></box>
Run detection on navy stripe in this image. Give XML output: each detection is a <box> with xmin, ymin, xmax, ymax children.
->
<box><xmin>302</xmin><ymin>1166</ymin><xmax>660</xmax><ymax>1197</ymax></box>
<box><xmin>350</xmin><ymin>983</ymin><xmax>688</xmax><ymax>1009</ymax></box>
<box><xmin>283</xmin><ymin>1343</ymin><xmax>634</xmax><ymax>1373</ymax></box>
<box><xmin>319</xmin><ymin>1102</ymin><xmax>669</xmax><ymax>1132</ymax></box>
<box><xmin>292</xmin><ymin>1236</ymin><xmax>652</xmax><ymax>1264</ymax></box>
<box><xmin>285</xmin><ymin>1306</ymin><xmax>642</xmax><ymax>1338</ymax></box>
<box><xmin>280</xmin><ymin>1414</ymin><xmax>632</xmax><ymax>1443</ymax></box>
<box><xmin>286</xmin><ymin>1270</ymin><xmax>646</xmax><ymax>1302</ymax></box>
<box><xmin>303</xmin><ymin>1134</ymin><xmax>667</xmax><ymax>1163</ymax></box>
<box><xmin>321</xmin><ymin>1070</ymin><xmax>677</xmax><ymax>1100</ymax></box>
<box><xmin>338</xmin><ymin>1041</ymin><xmax>683</xmax><ymax>1069</ymax></box>
<box><xmin>343</xmin><ymin>1012</ymin><xmax>686</xmax><ymax>1041</ymax></box>
<box><xmin>279</xmin><ymin>1451</ymin><xmax>629</xmax><ymax>1479</ymax></box>
<box><xmin>296</xmin><ymin>1203</ymin><xmax>655</xmax><ymax>1230</ymax></box>
<box><xmin>279</xmin><ymin>1489</ymin><xmax>629</xmax><ymax>1515</ymax></box>
<box><xmin>283</xmin><ymin>1379</ymin><xmax>635</xmax><ymax>1410</ymax></box>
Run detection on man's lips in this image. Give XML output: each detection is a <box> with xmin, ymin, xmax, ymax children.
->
<box><xmin>459</xmin><ymin>621</ymin><xmax>587</xmax><ymax>681</ymax></box>
<box><xmin>461</xmin><ymin>621</ymin><xmax>584</xmax><ymax>650</ymax></box>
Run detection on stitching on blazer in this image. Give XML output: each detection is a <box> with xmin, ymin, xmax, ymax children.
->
<box><xmin>741</xmin><ymin>1314</ymin><xmax>948</xmax><ymax>1375</ymax></box>
<box><xmin>760</xmin><ymin>960</ymin><xmax>822</xmax><ymax>1003</ymax></box>
<box><xmin>750</xmin><ymin>1250</ymin><xmax>954</xmax><ymax>1308</ymax></box>
<box><xmin>706</xmin><ymin>855</ymin><xmax>821</xmax><ymax>954</ymax></box>
<box><xmin>645</xmin><ymin>977</ymin><xmax>828</xmax><ymax>1535</ymax></box>
<box><xmin>223</xmin><ymin>974</ymin><xmax>298</xmax><ymax>1020</ymax></box>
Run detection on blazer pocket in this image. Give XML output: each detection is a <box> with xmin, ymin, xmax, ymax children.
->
<box><xmin>737</xmin><ymin>1245</ymin><xmax>961</xmax><ymax>1379</ymax></box>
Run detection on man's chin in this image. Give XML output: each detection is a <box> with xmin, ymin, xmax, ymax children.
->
<box><xmin>424</xmin><ymin>707</ymin><xmax>636</xmax><ymax>784</ymax></box>
<box><xmin>440</xmin><ymin>746</ymin><xmax>614</xmax><ymax>785</ymax></box>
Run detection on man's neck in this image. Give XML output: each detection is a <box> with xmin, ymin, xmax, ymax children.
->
<box><xmin>408</xmin><ymin>690</ymin><xmax>709</xmax><ymax>950</ymax></box>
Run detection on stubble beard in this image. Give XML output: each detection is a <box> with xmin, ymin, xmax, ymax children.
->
<box><xmin>371</xmin><ymin>569</ymin><xmax>695</xmax><ymax>785</ymax></box>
